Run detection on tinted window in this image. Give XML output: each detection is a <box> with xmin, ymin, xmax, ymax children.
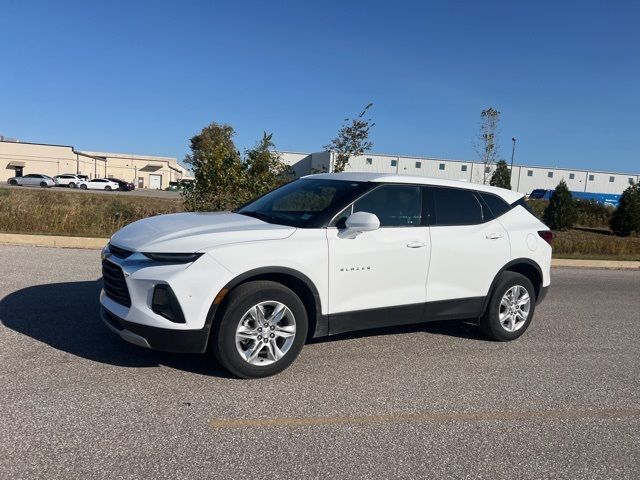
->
<box><xmin>353</xmin><ymin>185</ymin><xmax>422</xmax><ymax>227</ymax></box>
<box><xmin>479</xmin><ymin>193</ymin><xmax>510</xmax><ymax>218</ymax></box>
<box><xmin>431</xmin><ymin>187</ymin><xmax>484</xmax><ymax>225</ymax></box>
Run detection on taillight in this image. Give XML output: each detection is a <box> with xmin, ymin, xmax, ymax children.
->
<box><xmin>538</xmin><ymin>230</ymin><xmax>553</xmax><ymax>245</ymax></box>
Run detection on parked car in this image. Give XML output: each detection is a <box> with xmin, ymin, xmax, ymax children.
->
<box><xmin>109</xmin><ymin>178</ymin><xmax>135</xmax><ymax>191</ymax></box>
<box><xmin>78</xmin><ymin>178</ymin><xmax>120</xmax><ymax>191</ymax></box>
<box><xmin>7</xmin><ymin>174</ymin><xmax>55</xmax><ymax>188</ymax></box>
<box><xmin>166</xmin><ymin>179</ymin><xmax>194</xmax><ymax>191</ymax></box>
<box><xmin>53</xmin><ymin>174</ymin><xmax>85</xmax><ymax>188</ymax></box>
<box><xmin>100</xmin><ymin>173</ymin><xmax>552</xmax><ymax>378</ymax></box>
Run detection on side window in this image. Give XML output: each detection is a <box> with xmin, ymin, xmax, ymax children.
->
<box><xmin>431</xmin><ymin>187</ymin><xmax>484</xmax><ymax>225</ymax></box>
<box><xmin>479</xmin><ymin>192</ymin><xmax>510</xmax><ymax>218</ymax></box>
<box><xmin>352</xmin><ymin>185</ymin><xmax>422</xmax><ymax>227</ymax></box>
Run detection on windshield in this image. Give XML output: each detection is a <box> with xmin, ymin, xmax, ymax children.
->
<box><xmin>237</xmin><ymin>178</ymin><xmax>369</xmax><ymax>228</ymax></box>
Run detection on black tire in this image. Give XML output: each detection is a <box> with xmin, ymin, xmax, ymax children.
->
<box><xmin>9</xmin><ymin>179</ymin><xmax>18</xmax><ymax>186</ymax></box>
<box><xmin>40</xmin><ymin>181</ymin><xmax>48</xmax><ymax>188</ymax></box>
<box><xmin>480</xmin><ymin>271</ymin><xmax>536</xmax><ymax>341</ymax></box>
<box><xmin>105</xmin><ymin>185</ymin><xmax>112</xmax><ymax>191</ymax></box>
<box><xmin>80</xmin><ymin>184</ymin><xmax>87</xmax><ymax>190</ymax></box>
<box><xmin>210</xmin><ymin>281</ymin><xmax>308</xmax><ymax>378</ymax></box>
<box><xmin>68</xmin><ymin>182</ymin><xmax>76</xmax><ymax>188</ymax></box>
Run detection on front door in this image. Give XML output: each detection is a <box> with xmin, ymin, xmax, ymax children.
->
<box><xmin>327</xmin><ymin>184</ymin><xmax>430</xmax><ymax>334</ymax></box>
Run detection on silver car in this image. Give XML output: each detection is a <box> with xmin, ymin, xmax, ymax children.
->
<box><xmin>7</xmin><ymin>174</ymin><xmax>55</xmax><ymax>188</ymax></box>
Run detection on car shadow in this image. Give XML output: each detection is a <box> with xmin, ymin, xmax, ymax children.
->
<box><xmin>0</xmin><ymin>280</ymin><xmax>232</xmax><ymax>378</ymax></box>
<box><xmin>1</xmin><ymin>280</ymin><xmax>487</xmax><ymax>376</ymax></box>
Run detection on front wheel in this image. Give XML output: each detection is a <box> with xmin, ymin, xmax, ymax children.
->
<box><xmin>40</xmin><ymin>181</ymin><xmax>48</xmax><ymax>188</ymax></box>
<box><xmin>9</xmin><ymin>179</ymin><xmax>18</xmax><ymax>186</ymax></box>
<box><xmin>79</xmin><ymin>184</ymin><xmax>87</xmax><ymax>190</ymax></box>
<box><xmin>68</xmin><ymin>182</ymin><xmax>76</xmax><ymax>188</ymax></box>
<box><xmin>210</xmin><ymin>281</ymin><xmax>308</xmax><ymax>378</ymax></box>
<box><xmin>105</xmin><ymin>185</ymin><xmax>112</xmax><ymax>191</ymax></box>
<box><xmin>480</xmin><ymin>271</ymin><xmax>536</xmax><ymax>341</ymax></box>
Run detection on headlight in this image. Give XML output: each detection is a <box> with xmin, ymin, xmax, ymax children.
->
<box><xmin>142</xmin><ymin>252</ymin><xmax>203</xmax><ymax>263</ymax></box>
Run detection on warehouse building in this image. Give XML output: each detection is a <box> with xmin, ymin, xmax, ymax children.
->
<box><xmin>0</xmin><ymin>137</ymin><xmax>190</xmax><ymax>189</ymax></box>
<box><xmin>280</xmin><ymin>151</ymin><xmax>639</xmax><ymax>195</ymax></box>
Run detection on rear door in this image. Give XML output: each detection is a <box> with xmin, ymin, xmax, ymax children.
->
<box><xmin>326</xmin><ymin>184</ymin><xmax>431</xmax><ymax>332</ymax></box>
<box><xmin>425</xmin><ymin>186</ymin><xmax>509</xmax><ymax>302</ymax></box>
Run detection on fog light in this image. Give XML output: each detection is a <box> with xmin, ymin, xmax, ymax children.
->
<box><xmin>152</xmin><ymin>285</ymin><xmax>186</xmax><ymax>323</ymax></box>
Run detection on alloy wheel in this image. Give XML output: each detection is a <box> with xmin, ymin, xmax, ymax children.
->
<box><xmin>498</xmin><ymin>285</ymin><xmax>531</xmax><ymax>332</ymax></box>
<box><xmin>235</xmin><ymin>301</ymin><xmax>296</xmax><ymax>366</ymax></box>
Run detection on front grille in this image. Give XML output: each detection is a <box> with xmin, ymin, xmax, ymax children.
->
<box><xmin>102</xmin><ymin>260</ymin><xmax>131</xmax><ymax>307</ymax></box>
<box><xmin>109</xmin><ymin>243</ymin><xmax>133</xmax><ymax>259</ymax></box>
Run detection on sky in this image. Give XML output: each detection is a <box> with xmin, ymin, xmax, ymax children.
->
<box><xmin>1</xmin><ymin>0</ymin><xmax>638</xmax><ymax>172</ymax></box>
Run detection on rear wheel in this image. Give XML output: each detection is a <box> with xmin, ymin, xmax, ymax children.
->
<box><xmin>480</xmin><ymin>271</ymin><xmax>536</xmax><ymax>341</ymax></box>
<box><xmin>210</xmin><ymin>281</ymin><xmax>308</xmax><ymax>378</ymax></box>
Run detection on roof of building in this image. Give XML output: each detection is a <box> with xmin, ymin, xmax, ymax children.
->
<box><xmin>78</xmin><ymin>150</ymin><xmax>177</xmax><ymax>162</ymax></box>
<box><xmin>303</xmin><ymin>172</ymin><xmax>523</xmax><ymax>202</ymax></box>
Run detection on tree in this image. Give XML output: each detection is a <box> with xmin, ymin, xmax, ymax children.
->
<box><xmin>490</xmin><ymin>159</ymin><xmax>511</xmax><ymax>189</ymax></box>
<box><xmin>610</xmin><ymin>182</ymin><xmax>640</xmax><ymax>236</ymax></box>
<box><xmin>244</xmin><ymin>132</ymin><xmax>293</xmax><ymax>198</ymax></box>
<box><xmin>474</xmin><ymin>107</ymin><xmax>500</xmax><ymax>184</ymax></box>
<box><xmin>324</xmin><ymin>103</ymin><xmax>375</xmax><ymax>173</ymax></box>
<box><xmin>182</xmin><ymin>122</ymin><xmax>247</xmax><ymax>212</ymax></box>
<box><xmin>543</xmin><ymin>180</ymin><xmax>577</xmax><ymax>230</ymax></box>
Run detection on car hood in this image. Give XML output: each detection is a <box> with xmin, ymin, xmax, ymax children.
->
<box><xmin>110</xmin><ymin>212</ymin><xmax>296</xmax><ymax>252</ymax></box>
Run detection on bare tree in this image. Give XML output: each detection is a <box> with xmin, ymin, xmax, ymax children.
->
<box><xmin>324</xmin><ymin>103</ymin><xmax>375</xmax><ymax>173</ymax></box>
<box><xmin>474</xmin><ymin>107</ymin><xmax>500</xmax><ymax>184</ymax></box>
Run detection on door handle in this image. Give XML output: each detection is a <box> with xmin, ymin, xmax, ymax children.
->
<box><xmin>406</xmin><ymin>241</ymin><xmax>428</xmax><ymax>248</ymax></box>
<box><xmin>486</xmin><ymin>233</ymin><xmax>504</xmax><ymax>240</ymax></box>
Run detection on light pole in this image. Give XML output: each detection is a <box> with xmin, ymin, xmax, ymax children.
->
<box><xmin>510</xmin><ymin>137</ymin><xmax>516</xmax><ymax>170</ymax></box>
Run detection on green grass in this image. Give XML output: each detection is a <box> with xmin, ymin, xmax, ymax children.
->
<box><xmin>2</xmin><ymin>188</ymin><xmax>640</xmax><ymax>261</ymax></box>
<box><xmin>0</xmin><ymin>188</ymin><xmax>184</xmax><ymax>238</ymax></box>
<box><xmin>552</xmin><ymin>229</ymin><xmax>640</xmax><ymax>260</ymax></box>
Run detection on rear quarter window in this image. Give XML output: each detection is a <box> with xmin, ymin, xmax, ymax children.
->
<box><xmin>479</xmin><ymin>192</ymin><xmax>511</xmax><ymax>218</ymax></box>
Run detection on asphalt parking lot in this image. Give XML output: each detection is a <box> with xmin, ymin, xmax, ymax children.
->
<box><xmin>0</xmin><ymin>183</ymin><xmax>181</xmax><ymax>199</ymax></box>
<box><xmin>1</xmin><ymin>245</ymin><xmax>639</xmax><ymax>479</ymax></box>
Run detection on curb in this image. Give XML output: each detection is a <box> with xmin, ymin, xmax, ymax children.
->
<box><xmin>0</xmin><ymin>233</ymin><xmax>639</xmax><ymax>270</ymax></box>
<box><xmin>551</xmin><ymin>258</ymin><xmax>640</xmax><ymax>270</ymax></box>
<box><xmin>0</xmin><ymin>233</ymin><xmax>108</xmax><ymax>250</ymax></box>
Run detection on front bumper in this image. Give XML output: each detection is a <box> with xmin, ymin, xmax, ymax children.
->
<box><xmin>101</xmin><ymin>307</ymin><xmax>211</xmax><ymax>353</ymax></box>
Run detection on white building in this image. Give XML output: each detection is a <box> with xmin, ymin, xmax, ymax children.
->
<box><xmin>280</xmin><ymin>150</ymin><xmax>639</xmax><ymax>195</ymax></box>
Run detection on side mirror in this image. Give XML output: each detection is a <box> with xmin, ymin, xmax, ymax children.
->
<box><xmin>338</xmin><ymin>211</ymin><xmax>380</xmax><ymax>239</ymax></box>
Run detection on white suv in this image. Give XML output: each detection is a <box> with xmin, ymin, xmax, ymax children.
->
<box><xmin>100</xmin><ymin>173</ymin><xmax>552</xmax><ymax>378</ymax></box>
<box><xmin>53</xmin><ymin>174</ymin><xmax>84</xmax><ymax>188</ymax></box>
